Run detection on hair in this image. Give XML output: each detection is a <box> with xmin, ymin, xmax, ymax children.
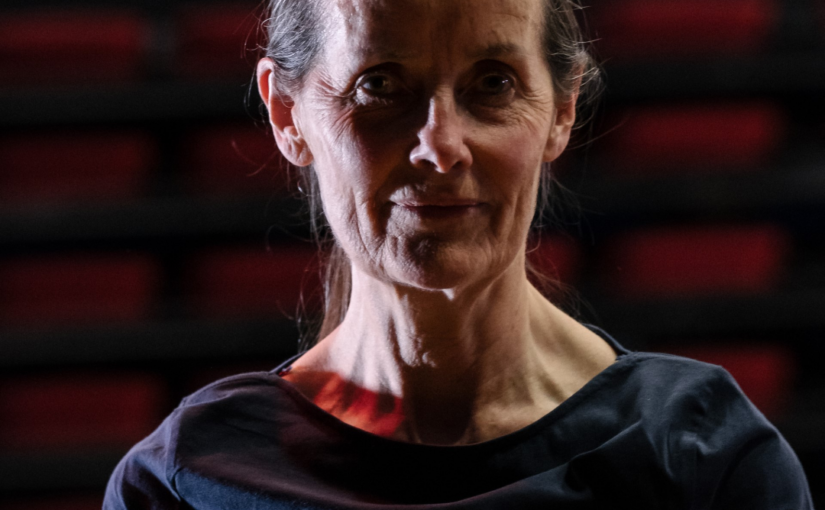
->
<box><xmin>259</xmin><ymin>0</ymin><xmax>603</xmax><ymax>351</ymax></box>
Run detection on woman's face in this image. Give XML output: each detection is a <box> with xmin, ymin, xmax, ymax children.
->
<box><xmin>282</xmin><ymin>0</ymin><xmax>575</xmax><ymax>291</ymax></box>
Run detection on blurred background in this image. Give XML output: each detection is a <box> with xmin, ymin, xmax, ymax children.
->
<box><xmin>0</xmin><ymin>0</ymin><xmax>823</xmax><ymax>506</ymax></box>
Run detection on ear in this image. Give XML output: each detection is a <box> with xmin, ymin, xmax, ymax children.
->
<box><xmin>542</xmin><ymin>84</ymin><xmax>580</xmax><ymax>163</ymax></box>
<box><xmin>257</xmin><ymin>58</ymin><xmax>314</xmax><ymax>167</ymax></box>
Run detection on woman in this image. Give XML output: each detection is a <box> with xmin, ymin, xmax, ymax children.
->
<box><xmin>105</xmin><ymin>0</ymin><xmax>813</xmax><ymax>507</ymax></box>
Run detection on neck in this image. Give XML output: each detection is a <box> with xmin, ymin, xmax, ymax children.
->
<box><xmin>347</xmin><ymin>257</ymin><xmax>530</xmax><ymax>371</ymax></box>
<box><xmin>286</xmin><ymin>255</ymin><xmax>616</xmax><ymax>445</ymax></box>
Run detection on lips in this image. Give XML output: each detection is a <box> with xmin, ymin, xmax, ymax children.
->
<box><xmin>395</xmin><ymin>201</ymin><xmax>484</xmax><ymax>220</ymax></box>
<box><xmin>397</xmin><ymin>199</ymin><xmax>481</xmax><ymax>207</ymax></box>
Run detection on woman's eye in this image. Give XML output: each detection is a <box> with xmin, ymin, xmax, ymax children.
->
<box><xmin>358</xmin><ymin>74</ymin><xmax>397</xmax><ymax>96</ymax></box>
<box><xmin>353</xmin><ymin>72</ymin><xmax>409</xmax><ymax>107</ymax></box>
<box><xmin>466</xmin><ymin>72</ymin><xmax>517</xmax><ymax>110</ymax></box>
<box><xmin>476</xmin><ymin>74</ymin><xmax>513</xmax><ymax>95</ymax></box>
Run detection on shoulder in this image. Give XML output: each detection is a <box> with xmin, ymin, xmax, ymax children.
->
<box><xmin>587</xmin><ymin>325</ymin><xmax>747</xmax><ymax>414</ymax></box>
<box><xmin>597</xmin><ymin>352</ymin><xmax>762</xmax><ymax>463</ymax></box>
<box><xmin>155</xmin><ymin>370</ymin><xmax>297</xmax><ymax>451</ymax></box>
<box><xmin>617</xmin><ymin>351</ymin><xmax>781</xmax><ymax>444</ymax></box>
<box><xmin>104</xmin><ymin>370</ymin><xmax>292</xmax><ymax>509</ymax></box>
<box><xmin>622</xmin><ymin>350</ymin><xmax>732</xmax><ymax>384</ymax></box>
<box><xmin>180</xmin><ymin>370</ymin><xmax>284</xmax><ymax>408</ymax></box>
<box><xmin>615</xmin><ymin>351</ymin><xmax>813</xmax><ymax>509</ymax></box>
<box><xmin>609</xmin><ymin>351</ymin><xmax>746</xmax><ymax>417</ymax></box>
<box><xmin>618</xmin><ymin>351</ymin><xmax>784</xmax><ymax>435</ymax></box>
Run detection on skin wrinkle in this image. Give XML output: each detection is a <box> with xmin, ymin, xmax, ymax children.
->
<box><xmin>258</xmin><ymin>0</ymin><xmax>615</xmax><ymax>445</ymax></box>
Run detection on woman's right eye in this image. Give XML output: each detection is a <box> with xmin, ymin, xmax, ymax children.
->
<box><xmin>354</xmin><ymin>72</ymin><xmax>405</xmax><ymax>105</ymax></box>
<box><xmin>360</xmin><ymin>74</ymin><xmax>394</xmax><ymax>94</ymax></box>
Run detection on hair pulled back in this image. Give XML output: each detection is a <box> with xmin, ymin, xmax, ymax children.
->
<box><xmin>259</xmin><ymin>0</ymin><xmax>602</xmax><ymax>349</ymax></box>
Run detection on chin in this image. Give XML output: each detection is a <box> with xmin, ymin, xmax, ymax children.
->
<box><xmin>387</xmin><ymin>236</ymin><xmax>503</xmax><ymax>292</ymax></box>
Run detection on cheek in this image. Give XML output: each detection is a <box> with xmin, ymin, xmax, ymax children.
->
<box><xmin>307</xmin><ymin>112</ymin><xmax>411</xmax><ymax>251</ymax></box>
<box><xmin>464</xmin><ymin>124</ymin><xmax>546</xmax><ymax>275</ymax></box>
<box><xmin>476</xmin><ymin>123</ymin><xmax>546</xmax><ymax>223</ymax></box>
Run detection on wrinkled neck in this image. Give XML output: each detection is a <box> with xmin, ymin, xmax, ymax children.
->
<box><xmin>288</xmin><ymin>252</ymin><xmax>616</xmax><ymax>445</ymax></box>
<box><xmin>338</xmin><ymin>252</ymin><xmax>533</xmax><ymax>383</ymax></box>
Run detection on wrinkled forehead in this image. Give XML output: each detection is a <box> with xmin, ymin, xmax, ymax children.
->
<box><xmin>319</xmin><ymin>0</ymin><xmax>544</xmax><ymax>69</ymax></box>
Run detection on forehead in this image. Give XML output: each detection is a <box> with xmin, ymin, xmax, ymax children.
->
<box><xmin>321</xmin><ymin>0</ymin><xmax>545</xmax><ymax>66</ymax></box>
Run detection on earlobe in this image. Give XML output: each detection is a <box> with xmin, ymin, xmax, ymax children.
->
<box><xmin>256</xmin><ymin>58</ymin><xmax>314</xmax><ymax>167</ymax></box>
<box><xmin>542</xmin><ymin>94</ymin><xmax>578</xmax><ymax>163</ymax></box>
<box><xmin>543</xmin><ymin>125</ymin><xmax>571</xmax><ymax>163</ymax></box>
<box><xmin>282</xmin><ymin>128</ymin><xmax>314</xmax><ymax>167</ymax></box>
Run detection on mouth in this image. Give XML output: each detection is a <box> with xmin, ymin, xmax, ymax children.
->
<box><xmin>395</xmin><ymin>202</ymin><xmax>484</xmax><ymax>220</ymax></box>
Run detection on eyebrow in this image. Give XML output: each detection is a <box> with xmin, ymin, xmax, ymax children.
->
<box><xmin>355</xmin><ymin>42</ymin><xmax>527</xmax><ymax>64</ymax></box>
<box><xmin>468</xmin><ymin>42</ymin><xmax>528</xmax><ymax>60</ymax></box>
<box><xmin>355</xmin><ymin>47</ymin><xmax>418</xmax><ymax>62</ymax></box>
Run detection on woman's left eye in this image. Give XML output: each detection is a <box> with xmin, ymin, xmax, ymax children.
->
<box><xmin>475</xmin><ymin>73</ymin><xmax>513</xmax><ymax>95</ymax></box>
<box><xmin>466</xmin><ymin>72</ymin><xmax>517</xmax><ymax>110</ymax></box>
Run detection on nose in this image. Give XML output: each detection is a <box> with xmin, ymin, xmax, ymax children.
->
<box><xmin>409</xmin><ymin>93</ymin><xmax>473</xmax><ymax>173</ymax></box>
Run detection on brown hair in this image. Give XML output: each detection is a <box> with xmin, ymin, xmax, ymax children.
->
<box><xmin>259</xmin><ymin>0</ymin><xmax>602</xmax><ymax>350</ymax></box>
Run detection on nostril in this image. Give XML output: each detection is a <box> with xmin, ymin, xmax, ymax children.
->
<box><xmin>409</xmin><ymin>127</ymin><xmax>472</xmax><ymax>173</ymax></box>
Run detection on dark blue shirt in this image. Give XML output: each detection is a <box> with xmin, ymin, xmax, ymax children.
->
<box><xmin>104</xmin><ymin>329</ymin><xmax>813</xmax><ymax>509</ymax></box>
